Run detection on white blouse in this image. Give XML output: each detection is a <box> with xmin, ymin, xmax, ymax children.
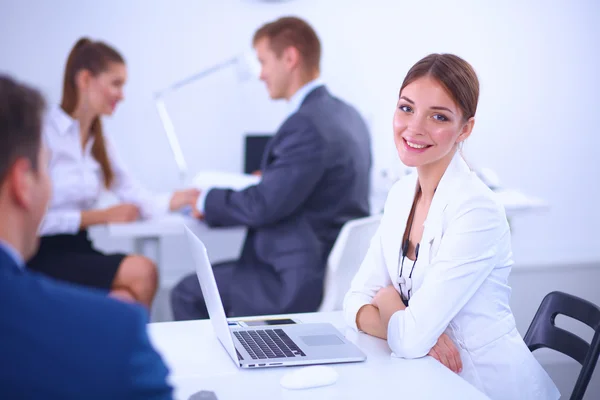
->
<box><xmin>39</xmin><ymin>107</ymin><xmax>170</xmax><ymax>236</ymax></box>
<box><xmin>343</xmin><ymin>154</ymin><xmax>559</xmax><ymax>400</ymax></box>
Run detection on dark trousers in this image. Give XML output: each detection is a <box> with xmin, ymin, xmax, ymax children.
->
<box><xmin>170</xmin><ymin>261</ymin><xmax>234</xmax><ymax>321</ymax></box>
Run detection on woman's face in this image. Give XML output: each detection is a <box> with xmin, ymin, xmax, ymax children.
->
<box><xmin>80</xmin><ymin>62</ymin><xmax>127</xmax><ymax>116</ymax></box>
<box><xmin>393</xmin><ymin>75</ymin><xmax>473</xmax><ymax>168</ymax></box>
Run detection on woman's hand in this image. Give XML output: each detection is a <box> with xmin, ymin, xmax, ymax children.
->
<box><xmin>373</xmin><ymin>285</ymin><xmax>405</xmax><ymax>329</ymax></box>
<box><xmin>428</xmin><ymin>333</ymin><xmax>462</xmax><ymax>373</ymax></box>
<box><xmin>102</xmin><ymin>204</ymin><xmax>140</xmax><ymax>223</ymax></box>
<box><xmin>373</xmin><ymin>286</ymin><xmax>462</xmax><ymax>374</ymax></box>
<box><xmin>372</xmin><ymin>285</ymin><xmax>402</xmax><ymax>308</ymax></box>
<box><xmin>169</xmin><ymin>188</ymin><xmax>201</xmax><ymax>211</ymax></box>
<box><xmin>356</xmin><ymin>304</ymin><xmax>388</xmax><ymax>339</ymax></box>
<box><xmin>80</xmin><ymin>204</ymin><xmax>139</xmax><ymax>228</ymax></box>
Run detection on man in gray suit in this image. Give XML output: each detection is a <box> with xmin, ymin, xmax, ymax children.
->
<box><xmin>171</xmin><ymin>16</ymin><xmax>372</xmax><ymax>320</ymax></box>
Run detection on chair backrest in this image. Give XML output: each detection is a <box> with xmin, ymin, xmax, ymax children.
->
<box><xmin>318</xmin><ymin>214</ymin><xmax>382</xmax><ymax>312</ymax></box>
<box><xmin>524</xmin><ymin>291</ymin><xmax>600</xmax><ymax>400</ymax></box>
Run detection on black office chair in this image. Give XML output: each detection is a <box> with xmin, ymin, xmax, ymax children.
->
<box><xmin>524</xmin><ymin>291</ymin><xmax>600</xmax><ymax>400</ymax></box>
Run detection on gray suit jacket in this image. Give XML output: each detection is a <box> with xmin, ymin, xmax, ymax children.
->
<box><xmin>204</xmin><ymin>86</ymin><xmax>371</xmax><ymax>316</ymax></box>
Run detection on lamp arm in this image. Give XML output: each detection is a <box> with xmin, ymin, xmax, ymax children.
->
<box><xmin>154</xmin><ymin>99</ymin><xmax>189</xmax><ymax>184</ymax></box>
<box><xmin>153</xmin><ymin>56</ymin><xmax>240</xmax><ymax>185</ymax></box>
<box><xmin>154</xmin><ymin>57</ymin><xmax>239</xmax><ymax>98</ymax></box>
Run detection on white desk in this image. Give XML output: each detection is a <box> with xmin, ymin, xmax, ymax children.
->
<box><xmin>89</xmin><ymin>214</ymin><xmax>246</xmax><ymax>265</ymax></box>
<box><xmin>148</xmin><ymin>311</ymin><xmax>489</xmax><ymax>400</ymax></box>
<box><xmin>91</xmin><ymin>188</ymin><xmax>547</xmax><ymax>268</ymax></box>
<box><xmin>493</xmin><ymin>188</ymin><xmax>547</xmax><ymax>216</ymax></box>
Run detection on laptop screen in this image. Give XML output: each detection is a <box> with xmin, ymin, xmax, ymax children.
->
<box><xmin>185</xmin><ymin>226</ymin><xmax>240</xmax><ymax>364</ymax></box>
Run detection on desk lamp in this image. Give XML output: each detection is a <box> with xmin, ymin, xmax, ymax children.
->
<box><xmin>154</xmin><ymin>52</ymin><xmax>260</xmax><ymax>184</ymax></box>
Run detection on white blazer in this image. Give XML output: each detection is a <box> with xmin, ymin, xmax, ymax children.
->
<box><xmin>343</xmin><ymin>154</ymin><xmax>559</xmax><ymax>400</ymax></box>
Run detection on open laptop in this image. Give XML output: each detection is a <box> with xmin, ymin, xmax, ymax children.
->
<box><xmin>184</xmin><ymin>226</ymin><xmax>366</xmax><ymax>369</ymax></box>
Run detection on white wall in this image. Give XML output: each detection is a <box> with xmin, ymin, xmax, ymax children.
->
<box><xmin>2</xmin><ymin>0</ymin><xmax>598</xmax><ymax>268</ymax></box>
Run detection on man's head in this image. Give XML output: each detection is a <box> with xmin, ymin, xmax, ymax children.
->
<box><xmin>0</xmin><ymin>76</ymin><xmax>51</xmax><ymax>260</ymax></box>
<box><xmin>253</xmin><ymin>17</ymin><xmax>321</xmax><ymax>100</ymax></box>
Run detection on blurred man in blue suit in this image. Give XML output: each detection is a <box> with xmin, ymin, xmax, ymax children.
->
<box><xmin>0</xmin><ymin>76</ymin><xmax>173</xmax><ymax>399</ymax></box>
<box><xmin>171</xmin><ymin>17</ymin><xmax>372</xmax><ymax>320</ymax></box>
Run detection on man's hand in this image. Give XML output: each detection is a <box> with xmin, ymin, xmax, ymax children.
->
<box><xmin>428</xmin><ymin>333</ymin><xmax>462</xmax><ymax>373</ymax></box>
<box><xmin>169</xmin><ymin>188</ymin><xmax>201</xmax><ymax>211</ymax></box>
<box><xmin>189</xmin><ymin>195</ymin><xmax>205</xmax><ymax>220</ymax></box>
<box><xmin>191</xmin><ymin>205</ymin><xmax>205</xmax><ymax>220</ymax></box>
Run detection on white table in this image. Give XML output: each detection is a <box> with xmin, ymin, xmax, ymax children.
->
<box><xmin>89</xmin><ymin>214</ymin><xmax>246</xmax><ymax>265</ymax></box>
<box><xmin>493</xmin><ymin>188</ymin><xmax>547</xmax><ymax>216</ymax></box>
<box><xmin>92</xmin><ymin>188</ymin><xmax>547</xmax><ymax>267</ymax></box>
<box><xmin>148</xmin><ymin>311</ymin><xmax>489</xmax><ymax>400</ymax></box>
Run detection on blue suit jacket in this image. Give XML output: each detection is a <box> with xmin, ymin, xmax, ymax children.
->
<box><xmin>0</xmin><ymin>246</ymin><xmax>173</xmax><ymax>399</ymax></box>
<box><xmin>205</xmin><ymin>86</ymin><xmax>372</xmax><ymax>316</ymax></box>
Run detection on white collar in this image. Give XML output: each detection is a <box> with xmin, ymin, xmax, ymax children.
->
<box><xmin>287</xmin><ymin>78</ymin><xmax>324</xmax><ymax>116</ymax></box>
<box><xmin>420</xmin><ymin>152</ymin><xmax>472</xmax><ymax>233</ymax></box>
<box><xmin>49</xmin><ymin>106</ymin><xmax>78</xmax><ymax>136</ymax></box>
<box><xmin>393</xmin><ymin>152</ymin><xmax>473</xmax><ymax>249</ymax></box>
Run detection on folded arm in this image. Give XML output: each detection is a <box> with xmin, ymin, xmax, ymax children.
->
<box><xmin>343</xmin><ymin>224</ymin><xmax>393</xmax><ymax>336</ymax></box>
<box><xmin>356</xmin><ymin>304</ymin><xmax>388</xmax><ymax>339</ymax></box>
<box><xmin>386</xmin><ymin>197</ymin><xmax>509</xmax><ymax>358</ymax></box>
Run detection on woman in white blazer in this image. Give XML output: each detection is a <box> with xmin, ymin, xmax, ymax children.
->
<box><xmin>343</xmin><ymin>54</ymin><xmax>559</xmax><ymax>399</ymax></box>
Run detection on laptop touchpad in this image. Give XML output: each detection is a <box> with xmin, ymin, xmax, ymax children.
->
<box><xmin>300</xmin><ymin>335</ymin><xmax>344</xmax><ymax>346</ymax></box>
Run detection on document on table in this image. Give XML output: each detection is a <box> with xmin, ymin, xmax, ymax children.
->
<box><xmin>192</xmin><ymin>171</ymin><xmax>260</xmax><ymax>191</ymax></box>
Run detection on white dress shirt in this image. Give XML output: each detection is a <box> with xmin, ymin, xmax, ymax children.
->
<box><xmin>343</xmin><ymin>153</ymin><xmax>559</xmax><ymax>400</ymax></box>
<box><xmin>195</xmin><ymin>78</ymin><xmax>325</xmax><ymax>213</ymax></box>
<box><xmin>39</xmin><ymin>107</ymin><xmax>171</xmax><ymax>236</ymax></box>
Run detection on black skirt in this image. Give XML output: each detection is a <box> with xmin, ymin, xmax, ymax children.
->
<box><xmin>27</xmin><ymin>230</ymin><xmax>127</xmax><ymax>291</ymax></box>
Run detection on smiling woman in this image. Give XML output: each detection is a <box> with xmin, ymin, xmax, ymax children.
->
<box><xmin>393</xmin><ymin>53</ymin><xmax>478</xmax><ymax>171</ymax></box>
<box><xmin>26</xmin><ymin>38</ymin><xmax>200</xmax><ymax>309</ymax></box>
<box><xmin>344</xmin><ymin>53</ymin><xmax>560</xmax><ymax>400</ymax></box>
<box><xmin>60</xmin><ymin>38</ymin><xmax>125</xmax><ymax>187</ymax></box>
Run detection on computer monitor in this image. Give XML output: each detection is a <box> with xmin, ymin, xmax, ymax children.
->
<box><xmin>244</xmin><ymin>134</ymin><xmax>272</xmax><ymax>174</ymax></box>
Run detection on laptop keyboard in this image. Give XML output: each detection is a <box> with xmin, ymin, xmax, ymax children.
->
<box><xmin>233</xmin><ymin>329</ymin><xmax>306</xmax><ymax>360</ymax></box>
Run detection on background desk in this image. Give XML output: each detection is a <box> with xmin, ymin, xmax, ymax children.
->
<box><xmin>88</xmin><ymin>188</ymin><xmax>547</xmax><ymax>321</ymax></box>
<box><xmin>90</xmin><ymin>188</ymin><xmax>547</xmax><ymax>269</ymax></box>
<box><xmin>148</xmin><ymin>311</ymin><xmax>489</xmax><ymax>400</ymax></box>
<box><xmin>89</xmin><ymin>215</ymin><xmax>246</xmax><ymax>278</ymax></box>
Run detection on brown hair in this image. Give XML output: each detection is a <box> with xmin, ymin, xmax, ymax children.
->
<box><xmin>60</xmin><ymin>37</ymin><xmax>125</xmax><ymax>188</ymax></box>
<box><xmin>253</xmin><ymin>17</ymin><xmax>321</xmax><ymax>74</ymax></box>
<box><xmin>0</xmin><ymin>76</ymin><xmax>46</xmax><ymax>185</ymax></box>
<box><xmin>400</xmin><ymin>53</ymin><xmax>479</xmax><ymax>121</ymax></box>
